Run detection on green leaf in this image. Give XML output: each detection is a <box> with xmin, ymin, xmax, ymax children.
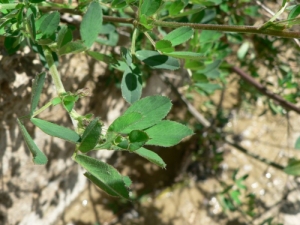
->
<box><xmin>135</xmin><ymin>50</ymin><xmax>180</xmax><ymax>70</ymax></box>
<box><xmin>74</xmin><ymin>154</ymin><xmax>131</xmax><ymax>199</ymax></box>
<box><xmin>168</xmin><ymin>0</ymin><xmax>184</xmax><ymax>16</ymax></box>
<box><xmin>111</xmin><ymin>0</ymin><xmax>127</xmax><ymax>8</ymax></box>
<box><xmin>26</xmin><ymin>13</ymin><xmax>36</xmax><ymax>40</ymax></box>
<box><xmin>163</xmin><ymin>27</ymin><xmax>194</xmax><ymax>46</ymax></box>
<box><xmin>135</xmin><ymin>147</ymin><xmax>166</xmax><ymax>168</ymax></box>
<box><xmin>165</xmin><ymin>51</ymin><xmax>204</xmax><ymax>60</ymax></box>
<box><xmin>17</xmin><ymin>119</ymin><xmax>48</xmax><ymax>165</ymax></box>
<box><xmin>79</xmin><ymin>118</ymin><xmax>102</xmax><ymax>153</ymax></box>
<box><xmin>58</xmin><ymin>41</ymin><xmax>87</xmax><ymax>56</ymax></box>
<box><xmin>62</xmin><ymin>95</ymin><xmax>79</xmax><ymax>112</ymax></box>
<box><xmin>121</xmin><ymin>64</ymin><xmax>142</xmax><ymax>104</ymax></box>
<box><xmin>36</xmin><ymin>11</ymin><xmax>60</xmax><ymax>37</ymax></box>
<box><xmin>108</xmin><ymin>112</ymin><xmax>143</xmax><ymax>133</ymax></box>
<box><xmin>96</xmin><ymin>32</ymin><xmax>119</xmax><ymax>46</ymax></box>
<box><xmin>121</xmin><ymin>47</ymin><xmax>132</xmax><ymax>66</ymax></box>
<box><xmin>30</xmin><ymin>72</ymin><xmax>46</xmax><ymax>115</ymax></box>
<box><xmin>112</xmin><ymin>60</ymin><xmax>129</xmax><ymax>71</ymax></box>
<box><xmin>31</xmin><ymin>118</ymin><xmax>81</xmax><ymax>143</ymax></box>
<box><xmin>145</xmin><ymin>120</ymin><xmax>193</xmax><ymax>147</ymax></box>
<box><xmin>155</xmin><ymin>40</ymin><xmax>174</xmax><ymax>53</ymax></box>
<box><xmin>99</xmin><ymin>24</ymin><xmax>115</xmax><ymax>34</ymax></box>
<box><xmin>51</xmin><ymin>97</ymin><xmax>61</xmax><ymax>106</ymax></box>
<box><xmin>123</xmin><ymin>176</ymin><xmax>132</xmax><ymax>188</ymax></box>
<box><xmin>194</xmin><ymin>82</ymin><xmax>222</xmax><ymax>94</ymax></box>
<box><xmin>122</xmin><ymin>95</ymin><xmax>172</xmax><ymax>132</ymax></box>
<box><xmin>288</xmin><ymin>5</ymin><xmax>300</xmax><ymax>20</ymax></box>
<box><xmin>295</xmin><ymin>137</ymin><xmax>300</xmax><ymax>150</ymax></box>
<box><xmin>140</xmin><ymin>0</ymin><xmax>162</xmax><ymax>16</ymax></box>
<box><xmin>198</xmin><ymin>60</ymin><xmax>222</xmax><ymax>78</ymax></box>
<box><xmin>128</xmin><ymin>130</ymin><xmax>149</xmax><ymax>151</ymax></box>
<box><xmin>80</xmin><ymin>1</ymin><xmax>103</xmax><ymax>47</ymax></box>
<box><xmin>200</xmin><ymin>30</ymin><xmax>222</xmax><ymax>43</ymax></box>
<box><xmin>237</xmin><ymin>42</ymin><xmax>250</xmax><ymax>59</ymax></box>
<box><xmin>169</xmin><ymin>6</ymin><xmax>205</xmax><ymax>18</ymax></box>
<box><xmin>4</xmin><ymin>36</ymin><xmax>21</xmax><ymax>55</ymax></box>
<box><xmin>284</xmin><ymin>160</ymin><xmax>300</xmax><ymax>175</ymax></box>
<box><xmin>86</xmin><ymin>50</ymin><xmax>118</xmax><ymax>65</ymax></box>
<box><xmin>230</xmin><ymin>190</ymin><xmax>241</xmax><ymax>205</ymax></box>
<box><xmin>193</xmin><ymin>73</ymin><xmax>208</xmax><ymax>83</ymax></box>
<box><xmin>139</xmin><ymin>14</ymin><xmax>154</xmax><ymax>30</ymax></box>
<box><xmin>57</xmin><ymin>25</ymin><xmax>73</xmax><ymax>49</ymax></box>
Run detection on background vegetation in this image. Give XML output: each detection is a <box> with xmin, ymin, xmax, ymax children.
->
<box><xmin>1</xmin><ymin>0</ymin><xmax>300</xmax><ymax>224</ymax></box>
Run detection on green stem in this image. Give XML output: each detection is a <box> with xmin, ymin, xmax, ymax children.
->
<box><xmin>43</xmin><ymin>47</ymin><xmax>66</xmax><ymax>94</ymax></box>
<box><xmin>131</xmin><ymin>28</ymin><xmax>138</xmax><ymax>55</ymax></box>
<box><xmin>32</xmin><ymin>101</ymin><xmax>52</xmax><ymax>118</ymax></box>
<box><xmin>144</xmin><ymin>32</ymin><xmax>156</xmax><ymax>49</ymax></box>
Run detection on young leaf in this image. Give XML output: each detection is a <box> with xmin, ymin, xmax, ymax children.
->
<box><xmin>86</xmin><ymin>50</ymin><xmax>118</xmax><ymax>65</ymax></box>
<box><xmin>165</xmin><ymin>51</ymin><xmax>204</xmax><ymax>60</ymax></box>
<box><xmin>31</xmin><ymin>118</ymin><xmax>80</xmax><ymax>143</ymax></box>
<box><xmin>108</xmin><ymin>112</ymin><xmax>143</xmax><ymax>133</ymax></box>
<box><xmin>17</xmin><ymin>119</ymin><xmax>48</xmax><ymax>165</ymax></box>
<box><xmin>30</xmin><ymin>72</ymin><xmax>46</xmax><ymax>115</ymax></box>
<box><xmin>128</xmin><ymin>130</ymin><xmax>149</xmax><ymax>151</ymax></box>
<box><xmin>139</xmin><ymin>14</ymin><xmax>154</xmax><ymax>30</ymax></box>
<box><xmin>155</xmin><ymin>40</ymin><xmax>174</xmax><ymax>53</ymax></box>
<box><xmin>135</xmin><ymin>50</ymin><xmax>180</xmax><ymax>70</ymax></box>
<box><xmin>121</xmin><ymin>95</ymin><xmax>172</xmax><ymax>132</ymax></box>
<box><xmin>80</xmin><ymin>1</ymin><xmax>103</xmax><ymax>47</ymax></box>
<box><xmin>58</xmin><ymin>41</ymin><xmax>87</xmax><ymax>56</ymax></box>
<box><xmin>36</xmin><ymin>11</ymin><xmax>60</xmax><ymax>37</ymax></box>
<box><xmin>62</xmin><ymin>95</ymin><xmax>79</xmax><ymax>112</ymax></box>
<box><xmin>121</xmin><ymin>65</ymin><xmax>142</xmax><ymax>104</ymax></box>
<box><xmin>57</xmin><ymin>25</ymin><xmax>73</xmax><ymax>49</ymax></box>
<box><xmin>79</xmin><ymin>118</ymin><xmax>102</xmax><ymax>153</ymax></box>
<box><xmin>140</xmin><ymin>0</ymin><xmax>162</xmax><ymax>16</ymax></box>
<box><xmin>284</xmin><ymin>160</ymin><xmax>300</xmax><ymax>175</ymax></box>
<box><xmin>134</xmin><ymin>147</ymin><xmax>166</xmax><ymax>168</ymax></box>
<box><xmin>145</xmin><ymin>120</ymin><xmax>193</xmax><ymax>147</ymax></box>
<box><xmin>163</xmin><ymin>27</ymin><xmax>194</xmax><ymax>46</ymax></box>
<box><xmin>74</xmin><ymin>154</ymin><xmax>131</xmax><ymax>199</ymax></box>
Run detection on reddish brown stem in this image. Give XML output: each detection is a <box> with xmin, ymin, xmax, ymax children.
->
<box><xmin>231</xmin><ymin>66</ymin><xmax>300</xmax><ymax>114</ymax></box>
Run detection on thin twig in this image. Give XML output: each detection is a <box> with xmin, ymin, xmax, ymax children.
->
<box><xmin>231</xmin><ymin>66</ymin><xmax>300</xmax><ymax>114</ymax></box>
<box><xmin>225</xmin><ymin>140</ymin><xmax>285</xmax><ymax>171</ymax></box>
<box><xmin>160</xmin><ymin>72</ymin><xmax>286</xmax><ymax>171</ymax></box>
<box><xmin>159</xmin><ymin>74</ymin><xmax>211</xmax><ymax>127</ymax></box>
